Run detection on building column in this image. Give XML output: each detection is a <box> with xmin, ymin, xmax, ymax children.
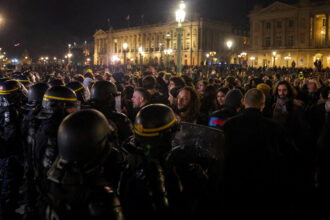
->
<box><xmin>326</xmin><ymin>14</ymin><xmax>329</xmax><ymax>46</ymax></box>
<box><xmin>311</xmin><ymin>15</ymin><xmax>315</xmax><ymax>47</ymax></box>
<box><xmin>313</xmin><ymin>15</ymin><xmax>317</xmax><ymax>47</ymax></box>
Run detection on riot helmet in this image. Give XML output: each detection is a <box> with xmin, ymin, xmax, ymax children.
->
<box><xmin>0</xmin><ymin>80</ymin><xmax>27</xmax><ymax>107</ymax></box>
<box><xmin>42</xmin><ymin>86</ymin><xmax>78</xmax><ymax>115</ymax></box>
<box><xmin>66</xmin><ymin>81</ymin><xmax>87</xmax><ymax>104</ymax></box>
<box><xmin>48</xmin><ymin>109</ymin><xmax>116</xmax><ymax>184</ymax></box>
<box><xmin>25</xmin><ymin>82</ymin><xmax>49</xmax><ymax>108</ymax></box>
<box><xmin>134</xmin><ymin>104</ymin><xmax>178</xmax><ymax>156</ymax></box>
<box><xmin>48</xmin><ymin>79</ymin><xmax>65</xmax><ymax>87</ymax></box>
<box><xmin>12</xmin><ymin>74</ymin><xmax>31</xmax><ymax>88</ymax></box>
<box><xmin>90</xmin><ymin>81</ymin><xmax>118</xmax><ymax>111</ymax></box>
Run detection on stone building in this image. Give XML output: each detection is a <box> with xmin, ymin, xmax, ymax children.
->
<box><xmin>94</xmin><ymin>16</ymin><xmax>248</xmax><ymax>66</ymax></box>
<box><xmin>248</xmin><ymin>0</ymin><xmax>330</xmax><ymax>68</ymax></box>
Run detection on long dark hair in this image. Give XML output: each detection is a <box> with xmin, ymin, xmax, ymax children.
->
<box><xmin>179</xmin><ymin>86</ymin><xmax>201</xmax><ymax>123</ymax></box>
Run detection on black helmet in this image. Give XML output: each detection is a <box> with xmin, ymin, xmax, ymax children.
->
<box><xmin>0</xmin><ymin>80</ymin><xmax>27</xmax><ymax>107</ymax></box>
<box><xmin>134</xmin><ymin>104</ymin><xmax>178</xmax><ymax>156</ymax></box>
<box><xmin>90</xmin><ymin>81</ymin><xmax>118</xmax><ymax>110</ymax></box>
<box><xmin>48</xmin><ymin>109</ymin><xmax>116</xmax><ymax>184</ymax></box>
<box><xmin>26</xmin><ymin>83</ymin><xmax>49</xmax><ymax>107</ymax></box>
<box><xmin>66</xmin><ymin>81</ymin><xmax>87</xmax><ymax>103</ymax></box>
<box><xmin>0</xmin><ymin>80</ymin><xmax>20</xmax><ymax>96</ymax></box>
<box><xmin>42</xmin><ymin>86</ymin><xmax>77</xmax><ymax>114</ymax></box>
<box><xmin>134</xmin><ymin>104</ymin><xmax>178</xmax><ymax>138</ymax></box>
<box><xmin>12</xmin><ymin>74</ymin><xmax>31</xmax><ymax>88</ymax></box>
<box><xmin>48</xmin><ymin>79</ymin><xmax>65</xmax><ymax>87</ymax></box>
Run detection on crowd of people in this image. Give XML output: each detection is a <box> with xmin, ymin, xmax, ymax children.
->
<box><xmin>0</xmin><ymin>64</ymin><xmax>330</xmax><ymax>220</ymax></box>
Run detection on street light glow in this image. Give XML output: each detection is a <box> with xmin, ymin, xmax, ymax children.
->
<box><xmin>272</xmin><ymin>51</ymin><xmax>277</xmax><ymax>56</ymax></box>
<box><xmin>226</xmin><ymin>40</ymin><xmax>233</xmax><ymax>49</ymax></box>
<box><xmin>67</xmin><ymin>53</ymin><xmax>72</xmax><ymax>58</ymax></box>
<box><xmin>138</xmin><ymin>47</ymin><xmax>143</xmax><ymax>53</ymax></box>
<box><xmin>176</xmin><ymin>1</ymin><xmax>186</xmax><ymax>27</ymax></box>
<box><xmin>112</xmin><ymin>55</ymin><xmax>120</xmax><ymax>62</ymax></box>
<box><xmin>123</xmin><ymin>43</ymin><xmax>128</xmax><ymax>50</ymax></box>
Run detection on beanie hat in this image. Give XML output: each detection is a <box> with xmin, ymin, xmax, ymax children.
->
<box><xmin>224</xmin><ymin>89</ymin><xmax>243</xmax><ymax>109</ymax></box>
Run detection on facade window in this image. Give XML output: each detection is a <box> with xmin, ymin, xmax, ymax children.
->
<box><xmin>276</xmin><ymin>36</ymin><xmax>282</xmax><ymax>47</ymax></box>
<box><xmin>265</xmin><ymin>36</ymin><xmax>271</xmax><ymax>47</ymax></box>
<box><xmin>277</xmin><ymin>21</ymin><xmax>282</xmax><ymax>28</ymax></box>
<box><xmin>300</xmin><ymin>33</ymin><xmax>305</xmax><ymax>44</ymax></box>
<box><xmin>186</xmin><ymin>41</ymin><xmax>190</xmax><ymax>49</ymax></box>
<box><xmin>289</xmin><ymin>20</ymin><xmax>294</xmax><ymax>27</ymax></box>
<box><xmin>288</xmin><ymin>35</ymin><xmax>294</xmax><ymax>46</ymax></box>
<box><xmin>323</xmin><ymin>19</ymin><xmax>326</xmax><ymax>26</ymax></box>
<box><xmin>266</xmin><ymin>22</ymin><xmax>271</xmax><ymax>30</ymax></box>
<box><xmin>174</xmin><ymin>43</ymin><xmax>177</xmax><ymax>50</ymax></box>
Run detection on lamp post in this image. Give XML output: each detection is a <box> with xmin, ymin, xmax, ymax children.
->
<box><xmin>67</xmin><ymin>53</ymin><xmax>72</xmax><ymax>65</ymax></box>
<box><xmin>226</xmin><ymin>40</ymin><xmax>233</xmax><ymax>64</ymax></box>
<box><xmin>175</xmin><ymin>0</ymin><xmax>186</xmax><ymax>76</ymax></box>
<box><xmin>138</xmin><ymin>46</ymin><xmax>144</xmax><ymax>71</ymax></box>
<box><xmin>123</xmin><ymin>42</ymin><xmax>128</xmax><ymax>71</ymax></box>
<box><xmin>272</xmin><ymin>51</ymin><xmax>277</xmax><ymax>67</ymax></box>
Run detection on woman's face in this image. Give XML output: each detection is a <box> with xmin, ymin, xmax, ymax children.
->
<box><xmin>197</xmin><ymin>81</ymin><xmax>205</xmax><ymax>94</ymax></box>
<box><xmin>217</xmin><ymin>91</ymin><xmax>226</xmax><ymax>106</ymax></box>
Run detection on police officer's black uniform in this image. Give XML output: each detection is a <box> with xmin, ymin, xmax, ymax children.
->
<box><xmin>45</xmin><ymin>109</ymin><xmax>124</xmax><ymax>220</ymax></box>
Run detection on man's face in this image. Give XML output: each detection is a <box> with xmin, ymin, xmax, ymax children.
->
<box><xmin>177</xmin><ymin>90</ymin><xmax>191</xmax><ymax>112</ymax></box>
<box><xmin>277</xmin><ymin>84</ymin><xmax>288</xmax><ymax>99</ymax></box>
<box><xmin>132</xmin><ymin>91</ymin><xmax>142</xmax><ymax>108</ymax></box>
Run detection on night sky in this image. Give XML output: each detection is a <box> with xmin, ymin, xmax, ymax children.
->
<box><xmin>0</xmin><ymin>0</ymin><xmax>302</xmax><ymax>59</ymax></box>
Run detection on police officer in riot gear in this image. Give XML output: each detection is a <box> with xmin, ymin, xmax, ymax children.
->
<box><xmin>20</xmin><ymin>82</ymin><xmax>49</xmax><ymax>220</ymax></box>
<box><xmin>89</xmin><ymin>81</ymin><xmax>133</xmax><ymax>145</ymax></box>
<box><xmin>66</xmin><ymin>81</ymin><xmax>88</xmax><ymax>104</ymax></box>
<box><xmin>31</xmin><ymin>86</ymin><xmax>79</xmax><ymax>219</ymax></box>
<box><xmin>46</xmin><ymin>109</ymin><xmax>124</xmax><ymax>220</ymax></box>
<box><xmin>119</xmin><ymin>104</ymin><xmax>182</xmax><ymax>220</ymax></box>
<box><xmin>0</xmin><ymin>80</ymin><xmax>26</xmax><ymax>219</ymax></box>
<box><xmin>12</xmin><ymin>74</ymin><xmax>32</xmax><ymax>89</ymax></box>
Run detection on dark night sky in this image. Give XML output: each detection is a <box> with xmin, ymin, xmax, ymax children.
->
<box><xmin>0</xmin><ymin>0</ymin><xmax>301</xmax><ymax>59</ymax></box>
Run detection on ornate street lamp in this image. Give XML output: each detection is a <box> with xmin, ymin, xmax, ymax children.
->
<box><xmin>175</xmin><ymin>0</ymin><xmax>186</xmax><ymax>76</ymax></box>
<box><xmin>226</xmin><ymin>40</ymin><xmax>233</xmax><ymax>64</ymax></box>
<box><xmin>138</xmin><ymin>46</ymin><xmax>144</xmax><ymax>71</ymax></box>
<box><xmin>272</xmin><ymin>51</ymin><xmax>277</xmax><ymax>67</ymax></box>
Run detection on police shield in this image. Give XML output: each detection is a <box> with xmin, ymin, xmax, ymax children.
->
<box><xmin>172</xmin><ymin>122</ymin><xmax>225</xmax><ymax>160</ymax></box>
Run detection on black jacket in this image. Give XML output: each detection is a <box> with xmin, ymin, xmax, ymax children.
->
<box><xmin>223</xmin><ymin>108</ymin><xmax>299</xmax><ymax>219</ymax></box>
